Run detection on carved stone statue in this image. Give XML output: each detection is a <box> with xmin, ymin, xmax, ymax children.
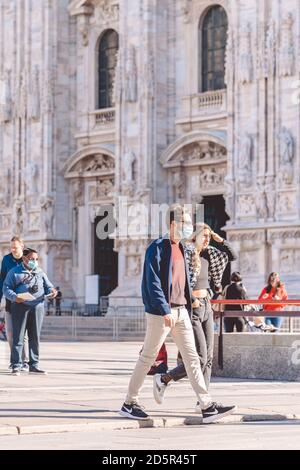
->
<box><xmin>240</xmin><ymin>133</ymin><xmax>252</xmax><ymax>171</ymax></box>
<box><xmin>255</xmin><ymin>181</ymin><xmax>268</xmax><ymax>220</ymax></box>
<box><xmin>278</xmin><ymin>127</ymin><xmax>294</xmax><ymax>184</ymax></box>
<box><xmin>12</xmin><ymin>197</ymin><xmax>24</xmax><ymax>235</ymax></box>
<box><xmin>19</xmin><ymin>71</ymin><xmax>27</xmax><ymax>119</ymax></box>
<box><xmin>224</xmin><ymin>176</ymin><xmax>235</xmax><ymax>220</ymax></box>
<box><xmin>265</xmin><ymin>176</ymin><xmax>276</xmax><ymax>220</ymax></box>
<box><xmin>225</xmin><ymin>29</ymin><xmax>234</xmax><ymax>86</ymax></box>
<box><xmin>125</xmin><ymin>45</ymin><xmax>137</xmax><ymax>103</ymax></box>
<box><xmin>123</xmin><ymin>148</ymin><xmax>136</xmax><ymax>185</ymax></box>
<box><xmin>25</xmin><ymin>161</ymin><xmax>39</xmax><ymax>195</ymax></box>
<box><xmin>239</xmin><ymin>23</ymin><xmax>253</xmax><ymax>84</ymax></box>
<box><xmin>40</xmin><ymin>194</ymin><xmax>54</xmax><ymax>235</ymax></box>
<box><xmin>2</xmin><ymin>69</ymin><xmax>13</xmax><ymax>122</ymax></box>
<box><xmin>0</xmin><ymin>168</ymin><xmax>10</xmax><ymax>207</ymax></box>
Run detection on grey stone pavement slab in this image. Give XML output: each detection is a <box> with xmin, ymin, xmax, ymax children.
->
<box><xmin>0</xmin><ymin>341</ymin><xmax>300</xmax><ymax>438</ymax></box>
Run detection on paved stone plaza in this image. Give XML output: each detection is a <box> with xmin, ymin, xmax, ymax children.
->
<box><xmin>0</xmin><ymin>341</ymin><xmax>300</xmax><ymax>449</ymax></box>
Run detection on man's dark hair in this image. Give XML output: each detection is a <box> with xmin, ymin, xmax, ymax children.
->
<box><xmin>231</xmin><ymin>271</ymin><xmax>242</xmax><ymax>283</ymax></box>
<box><xmin>165</xmin><ymin>204</ymin><xmax>186</xmax><ymax>229</ymax></box>
<box><xmin>23</xmin><ymin>248</ymin><xmax>38</xmax><ymax>257</ymax></box>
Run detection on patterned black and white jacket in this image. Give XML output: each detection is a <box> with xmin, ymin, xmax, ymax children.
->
<box><xmin>184</xmin><ymin>240</ymin><xmax>237</xmax><ymax>293</ymax></box>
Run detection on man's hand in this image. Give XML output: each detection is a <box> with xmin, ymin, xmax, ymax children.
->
<box><xmin>16</xmin><ymin>295</ymin><xmax>25</xmax><ymax>304</ymax></box>
<box><xmin>211</xmin><ymin>231</ymin><xmax>224</xmax><ymax>244</ymax></box>
<box><xmin>47</xmin><ymin>288</ymin><xmax>58</xmax><ymax>300</ymax></box>
<box><xmin>192</xmin><ymin>298</ymin><xmax>200</xmax><ymax>308</ymax></box>
<box><xmin>164</xmin><ymin>313</ymin><xmax>176</xmax><ymax>329</ymax></box>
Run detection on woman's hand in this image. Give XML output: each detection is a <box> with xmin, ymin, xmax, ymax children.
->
<box><xmin>192</xmin><ymin>298</ymin><xmax>200</xmax><ymax>308</ymax></box>
<box><xmin>211</xmin><ymin>231</ymin><xmax>224</xmax><ymax>244</ymax></box>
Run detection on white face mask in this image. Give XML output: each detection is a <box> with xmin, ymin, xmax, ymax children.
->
<box><xmin>178</xmin><ymin>224</ymin><xmax>194</xmax><ymax>240</ymax></box>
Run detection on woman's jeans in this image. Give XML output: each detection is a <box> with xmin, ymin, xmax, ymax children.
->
<box><xmin>168</xmin><ymin>298</ymin><xmax>214</xmax><ymax>390</ymax></box>
<box><xmin>266</xmin><ymin>317</ymin><xmax>282</xmax><ymax>329</ymax></box>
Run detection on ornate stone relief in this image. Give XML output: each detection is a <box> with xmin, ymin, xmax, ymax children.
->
<box><xmin>73</xmin><ymin>179</ymin><xmax>85</xmax><ymax>207</ymax></box>
<box><xmin>94</xmin><ymin>0</ymin><xmax>119</xmax><ymax>24</ymax></box>
<box><xmin>89</xmin><ymin>178</ymin><xmax>114</xmax><ymax>201</ymax></box>
<box><xmin>268</xmin><ymin>230</ymin><xmax>300</xmax><ymax>242</ymax></box>
<box><xmin>171</xmin><ymin>142</ymin><xmax>227</xmax><ymax>164</ymax></box>
<box><xmin>42</xmin><ymin>70</ymin><xmax>54</xmax><ymax>114</ymax></box>
<box><xmin>237</xmin><ymin>194</ymin><xmax>256</xmax><ymax>217</ymax></box>
<box><xmin>73</xmin><ymin>154</ymin><xmax>115</xmax><ymax>174</ymax></box>
<box><xmin>277</xmin><ymin>192</ymin><xmax>295</xmax><ymax>214</ymax></box>
<box><xmin>266</xmin><ymin>20</ymin><xmax>276</xmax><ymax>77</ymax></box>
<box><xmin>199</xmin><ymin>166</ymin><xmax>226</xmax><ymax>190</ymax></box>
<box><xmin>126</xmin><ymin>255</ymin><xmax>141</xmax><ymax>277</ymax></box>
<box><xmin>280</xmin><ymin>249</ymin><xmax>300</xmax><ymax>275</ymax></box>
<box><xmin>239</xmin><ymin>251</ymin><xmax>259</xmax><ymax>274</ymax></box>
<box><xmin>0</xmin><ymin>214</ymin><xmax>11</xmax><ymax>232</ymax></box>
<box><xmin>28</xmin><ymin>212</ymin><xmax>41</xmax><ymax>232</ymax></box>
<box><xmin>28</xmin><ymin>66</ymin><xmax>40</xmax><ymax>120</ymax></box>
<box><xmin>228</xmin><ymin>231</ymin><xmax>265</xmax><ymax>243</ymax></box>
<box><xmin>179</xmin><ymin>0</ymin><xmax>192</xmax><ymax>24</ymax></box>
<box><xmin>172</xmin><ymin>169</ymin><xmax>185</xmax><ymax>200</ymax></box>
<box><xmin>279</xmin><ymin>13</ymin><xmax>294</xmax><ymax>77</ymax></box>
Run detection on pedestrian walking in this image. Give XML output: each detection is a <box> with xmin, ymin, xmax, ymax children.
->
<box><xmin>119</xmin><ymin>205</ymin><xmax>236</xmax><ymax>423</ymax></box>
<box><xmin>3</xmin><ymin>247</ymin><xmax>57</xmax><ymax>375</ymax></box>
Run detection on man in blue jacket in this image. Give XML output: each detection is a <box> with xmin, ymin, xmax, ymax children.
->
<box><xmin>119</xmin><ymin>204</ymin><xmax>236</xmax><ymax>423</ymax></box>
<box><xmin>3</xmin><ymin>247</ymin><xmax>57</xmax><ymax>375</ymax></box>
<box><xmin>0</xmin><ymin>236</ymin><xmax>29</xmax><ymax>370</ymax></box>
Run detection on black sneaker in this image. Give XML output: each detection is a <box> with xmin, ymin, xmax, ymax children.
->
<box><xmin>202</xmin><ymin>402</ymin><xmax>237</xmax><ymax>424</ymax></box>
<box><xmin>119</xmin><ymin>402</ymin><xmax>149</xmax><ymax>420</ymax></box>
<box><xmin>11</xmin><ymin>368</ymin><xmax>20</xmax><ymax>376</ymax></box>
<box><xmin>29</xmin><ymin>366</ymin><xmax>47</xmax><ymax>375</ymax></box>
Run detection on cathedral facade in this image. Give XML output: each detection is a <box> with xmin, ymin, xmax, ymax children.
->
<box><xmin>0</xmin><ymin>0</ymin><xmax>300</xmax><ymax>305</ymax></box>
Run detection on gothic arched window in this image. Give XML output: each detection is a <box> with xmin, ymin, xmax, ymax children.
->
<box><xmin>201</xmin><ymin>5</ymin><xmax>228</xmax><ymax>92</ymax></box>
<box><xmin>98</xmin><ymin>29</ymin><xmax>119</xmax><ymax>109</ymax></box>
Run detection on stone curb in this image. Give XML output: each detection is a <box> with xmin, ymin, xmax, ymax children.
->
<box><xmin>0</xmin><ymin>412</ymin><xmax>299</xmax><ymax>437</ymax></box>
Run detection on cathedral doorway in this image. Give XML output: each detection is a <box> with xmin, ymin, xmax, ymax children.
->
<box><xmin>202</xmin><ymin>195</ymin><xmax>231</xmax><ymax>287</ymax></box>
<box><xmin>93</xmin><ymin>215</ymin><xmax>118</xmax><ymax>297</ymax></box>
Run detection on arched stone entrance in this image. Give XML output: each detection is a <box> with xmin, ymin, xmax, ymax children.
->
<box><xmin>160</xmin><ymin>131</ymin><xmax>229</xmax><ymax>206</ymax></box>
<box><xmin>161</xmin><ymin>131</ymin><xmax>231</xmax><ymax>285</ymax></box>
<box><xmin>64</xmin><ymin>145</ymin><xmax>118</xmax><ymax>304</ymax></box>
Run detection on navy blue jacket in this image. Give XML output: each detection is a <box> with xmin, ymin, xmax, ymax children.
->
<box><xmin>0</xmin><ymin>253</ymin><xmax>23</xmax><ymax>303</ymax></box>
<box><xmin>141</xmin><ymin>236</ymin><xmax>192</xmax><ymax>316</ymax></box>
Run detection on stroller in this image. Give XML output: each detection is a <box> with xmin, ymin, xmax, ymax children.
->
<box><xmin>243</xmin><ymin>305</ymin><xmax>278</xmax><ymax>333</ymax></box>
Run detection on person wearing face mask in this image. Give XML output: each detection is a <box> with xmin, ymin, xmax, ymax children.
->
<box><xmin>0</xmin><ymin>236</ymin><xmax>29</xmax><ymax>371</ymax></box>
<box><xmin>153</xmin><ymin>223</ymin><xmax>237</xmax><ymax>411</ymax></box>
<box><xmin>119</xmin><ymin>205</ymin><xmax>236</xmax><ymax>423</ymax></box>
<box><xmin>3</xmin><ymin>248</ymin><xmax>57</xmax><ymax>375</ymax></box>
